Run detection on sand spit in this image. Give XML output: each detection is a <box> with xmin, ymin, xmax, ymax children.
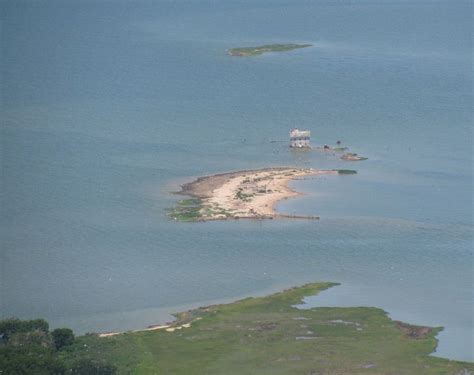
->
<box><xmin>172</xmin><ymin>167</ymin><xmax>341</xmax><ymax>221</ymax></box>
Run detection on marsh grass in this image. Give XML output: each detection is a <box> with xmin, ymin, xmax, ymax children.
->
<box><xmin>62</xmin><ymin>282</ymin><xmax>473</xmax><ymax>374</ymax></box>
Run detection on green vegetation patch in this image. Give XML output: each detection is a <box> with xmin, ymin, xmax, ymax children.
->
<box><xmin>12</xmin><ymin>283</ymin><xmax>470</xmax><ymax>374</ymax></box>
<box><xmin>168</xmin><ymin>199</ymin><xmax>236</xmax><ymax>221</ymax></box>
<box><xmin>167</xmin><ymin>198</ymin><xmax>204</xmax><ymax>222</ymax></box>
<box><xmin>177</xmin><ymin>198</ymin><xmax>202</xmax><ymax>206</ymax></box>
<box><xmin>0</xmin><ymin>318</ymin><xmax>116</xmax><ymax>374</ymax></box>
<box><xmin>334</xmin><ymin>169</ymin><xmax>358</xmax><ymax>174</ymax></box>
<box><xmin>234</xmin><ymin>188</ymin><xmax>255</xmax><ymax>202</ymax></box>
<box><xmin>228</xmin><ymin>44</ymin><xmax>312</xmax><ymax>57</ymax></box>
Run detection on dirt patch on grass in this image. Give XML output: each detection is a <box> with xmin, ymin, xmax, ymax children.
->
<box><xmin>396</xmin><ymin>321</ymin><xmax>433</xmax><ymax>339</ymax></box>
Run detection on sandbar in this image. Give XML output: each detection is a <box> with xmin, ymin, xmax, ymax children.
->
<box><xmin>170</xmin><ymin>167</ymin><xmax>346</xmax><ymax>221</ymax></box>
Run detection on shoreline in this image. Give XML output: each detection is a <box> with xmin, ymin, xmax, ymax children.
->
<box><xmin>7</xmin><ymin>284</ymin><xmax>472</xmax><ymax>374</ymax></box>
<box><xmin>88</xmin><ymin>282</ymin><xmax>473</xmax><ymax>373</ymax></box>
<box><xmin>170</xmin><ymin>167</ymin><xmax>351</xmax><ymax>221</ymax></box>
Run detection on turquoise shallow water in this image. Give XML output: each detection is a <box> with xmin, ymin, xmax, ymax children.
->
<box><xmin>1</xmin><ymin>0</ymin><xmax>472</xmax><ymax>361</ymax></box>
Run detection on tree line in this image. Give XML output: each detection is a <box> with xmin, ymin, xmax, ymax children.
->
<box><xmin>0</xmin><ymin>318</ymin><xmax>116</xmax><ymax>374</ymax></box>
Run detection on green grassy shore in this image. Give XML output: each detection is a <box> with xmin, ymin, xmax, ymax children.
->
<box><xmin>3</xmin><ymin>283</ymin><xmax>472</xmax><ymax>374</ymax></box>
<box><xmin>228</xmin><ymin>44</ymin><xmax>312</xmax><ymax>57</ymax></box>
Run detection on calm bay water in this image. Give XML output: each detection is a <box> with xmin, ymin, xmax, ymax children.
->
<box><xmin>1</xmin><ymin>0</ymin><xmax>472</xmax><ymax>361</ymax></box>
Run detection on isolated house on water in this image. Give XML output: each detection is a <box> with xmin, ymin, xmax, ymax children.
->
<box><xmin>289</xmin><ymin>128</ymin><xmax>311</xmax><ymax>148</ymax></box>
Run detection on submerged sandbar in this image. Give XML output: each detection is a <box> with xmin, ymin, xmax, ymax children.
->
<box><xmin>228</xmin><ymin>43</ymin><xmax>312</xmax><ymax>57</ymax></box>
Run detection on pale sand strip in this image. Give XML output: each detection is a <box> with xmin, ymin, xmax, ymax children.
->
<box><xmin>98</xmin><ymin>321</ymin><xmax>201</xmax><ymax>338</ymax></box>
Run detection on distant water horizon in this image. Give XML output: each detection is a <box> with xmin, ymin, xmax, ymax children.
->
<box><xmin>1</xmin><ymin>0</ymin><xmax>472</xmax><ymax>361</ymax></box>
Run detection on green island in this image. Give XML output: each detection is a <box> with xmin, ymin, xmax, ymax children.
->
<box><xmin>1</xmin><ymin>283</ymin><xmax>472</xmax><ymax>374</ymax></box>
<box><xmin>228</xmin><ymin>43</ymin><xmax>312</xmax><ymax>57</ymax></box>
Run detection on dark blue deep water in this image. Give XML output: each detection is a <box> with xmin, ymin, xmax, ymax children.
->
<box><xmin>1</xmin><ymin>0</ymin><xmax>472</xmax><ymax>361</ymax></box>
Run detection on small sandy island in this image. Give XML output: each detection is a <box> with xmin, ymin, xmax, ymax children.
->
<box><xmin>169</xmin><ymin>167</ymin><xmax>355</xmax><ymax>221</ymax></box>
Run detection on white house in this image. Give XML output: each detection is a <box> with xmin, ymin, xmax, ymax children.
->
<box><xmin>289</xmin><ymin>128</ymin><xmax>311</xmax><ymax>148</ymax></box>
